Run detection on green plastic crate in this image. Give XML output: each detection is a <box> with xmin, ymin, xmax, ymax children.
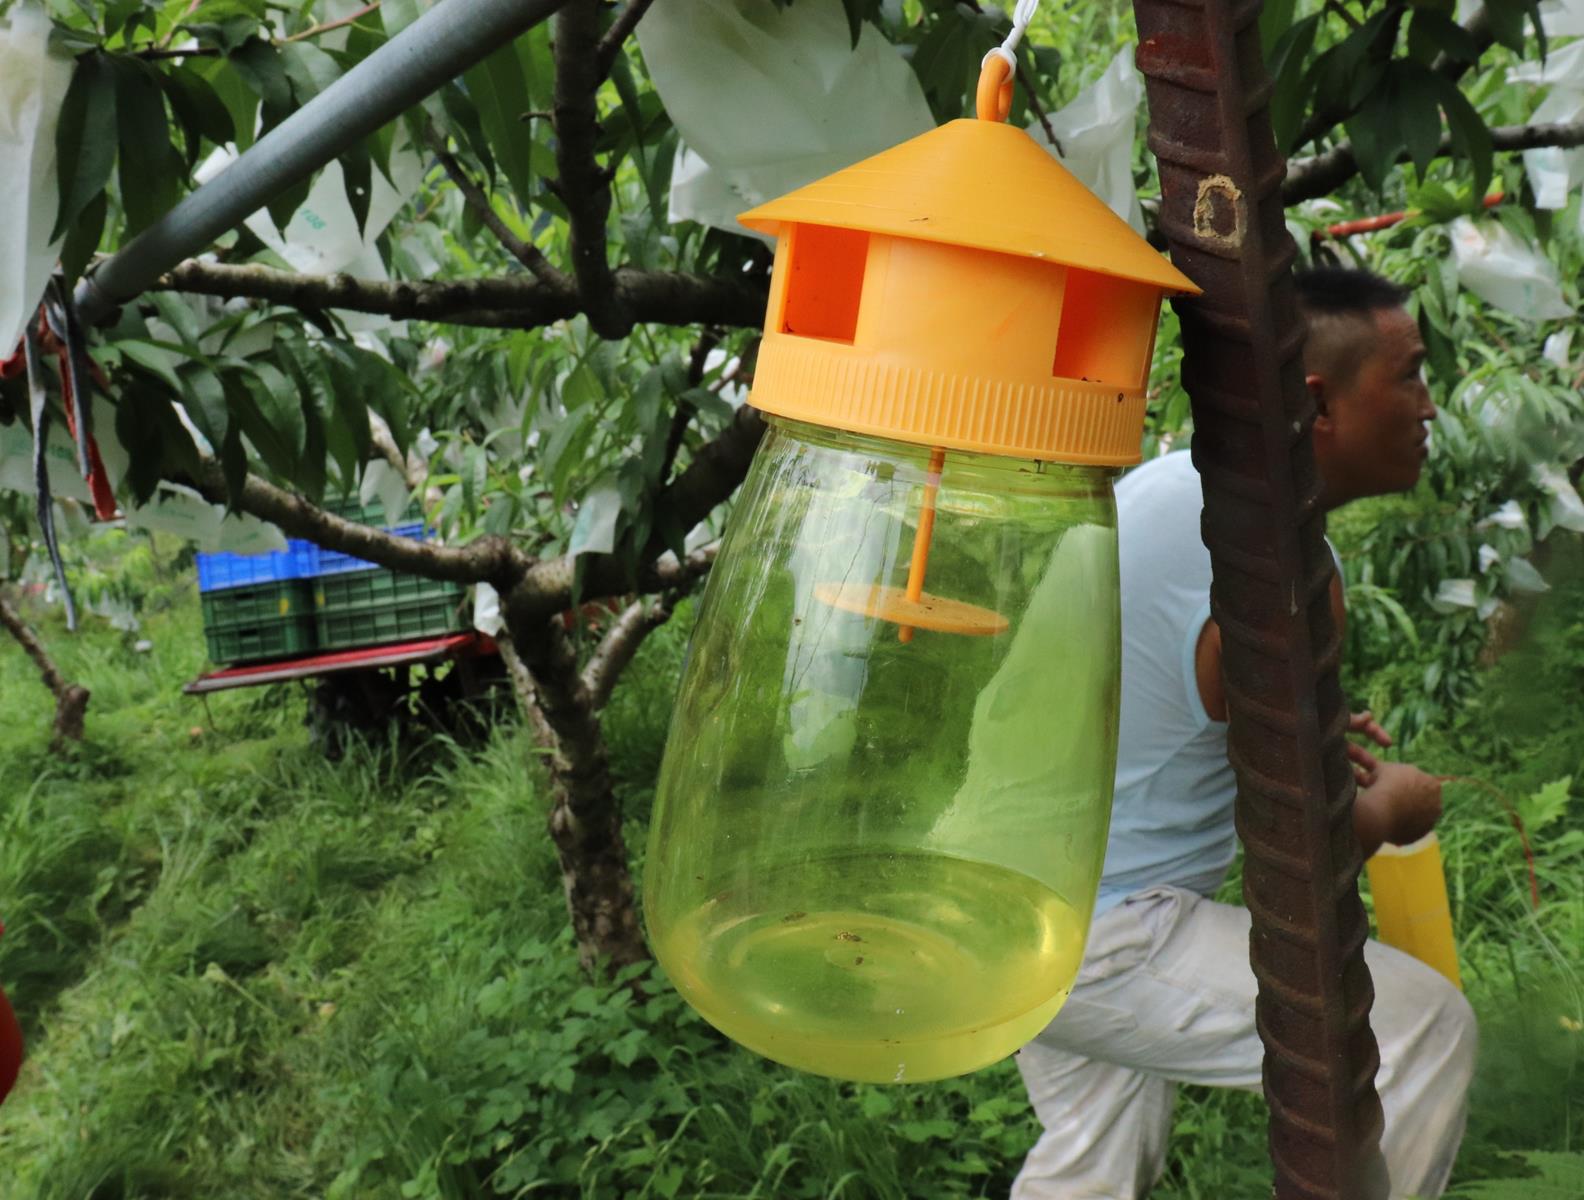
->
<box><xmin>323</xmin><ymin>495</ymin><xmax>424</xmax><ymax>525</ymax></box>
<box><xmin>201</xmin><ymin>579</ymin><xmax>315</xmax><ymax>630</ymax></box>
<box><xmin>314</xmin><ymin>568</ymin><xmax>465</xmax><ymax>614</ymax></box>
<box><xmin>314</xmin><ymin>595</ymin><xmax>467</xmax><ymax>651</ymax></box>
<box><xmin>204</xmin><ymin>616</ymin><xmax>318</xmax><ymax>664</ymax></box>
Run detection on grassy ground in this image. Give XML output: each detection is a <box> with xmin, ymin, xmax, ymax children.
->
<box><xmin>0</xmin><ymin>535</ymin><xmax>1579</xmax><ymax>1198</ymax></box>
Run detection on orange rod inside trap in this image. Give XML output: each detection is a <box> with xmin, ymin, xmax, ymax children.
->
<box><xmin>899</xmin><ymin>447</ymin><xmax>947</xmax><ymax>643</ymax></box>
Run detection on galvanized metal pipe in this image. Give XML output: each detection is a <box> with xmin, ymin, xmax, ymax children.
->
<box><xmin>75</xmin><ymin>0</ymin><xmax>571</xmax><ymax>325</ymax></box>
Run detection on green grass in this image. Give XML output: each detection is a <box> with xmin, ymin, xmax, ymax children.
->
<box><xmin>0</xmin><ymin>535</ymin><xmax>1580</xmax><ymax>1197</ymax></box>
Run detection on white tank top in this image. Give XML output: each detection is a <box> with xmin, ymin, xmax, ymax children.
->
<box><xmin>1094</xmin><ymin>450</ymin><xmax>1237</xmax><ymax>913</ymax></box>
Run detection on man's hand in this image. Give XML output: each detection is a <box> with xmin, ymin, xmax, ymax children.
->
<box><xmin>1346</xmin><ymin>710</ymin><xmax>1392</xmax><ymax>786</ymax></box>
<box><xmin>1354</xmin><ymin>762</ymin><xmax>1443</xmax><ymax>858</ymax></box>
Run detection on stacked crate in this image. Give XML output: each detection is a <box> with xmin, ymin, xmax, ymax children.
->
<box><xmin>196</xmin><ymin>543</ymin><xmax>318</xmax><ymax>665</ymax></box>
<box><xmin>308</xmin><ymin>499</ymin><xmax>468</xmax><ymax>652</ymax></box>
<box><xmin>195</xmin><ymin>500</ymin><xmax>467</xmax><ymax>665</ymax></box>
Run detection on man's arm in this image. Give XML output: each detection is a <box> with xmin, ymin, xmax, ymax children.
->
<box><xmin>1194</xmin><ymin>574</ymin><xmax>1443</xmax><ymax>856</ymax></box>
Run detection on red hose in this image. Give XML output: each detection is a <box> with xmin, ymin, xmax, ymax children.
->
<box><xmin>1316</xmin><ymin>192</ymin><xmax>1504</xmax><ymax>242</ymax></box>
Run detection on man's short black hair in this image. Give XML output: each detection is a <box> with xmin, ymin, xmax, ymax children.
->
<box><xmin>1294</xmin><ymin>267</ymin><xmax>1409</xmax><ymax>316</ymax></box>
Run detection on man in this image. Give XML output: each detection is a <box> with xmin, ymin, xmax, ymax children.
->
<box><xmin>1012</xmin><ymin>268</ymin><xmax>1474</xmax><ymax>1199</ymax></box>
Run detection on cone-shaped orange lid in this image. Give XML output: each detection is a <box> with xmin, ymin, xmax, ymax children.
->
<box><xmin>739</xmin><ymin>118</ymin><xmax>1196</xmax><ymax>295</ymax></box>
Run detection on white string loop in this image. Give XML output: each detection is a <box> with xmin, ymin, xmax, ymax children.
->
<box><xmin>981</xmin><ymin>0</ymin><xmax>1041</xmax><ymax>71</ymax></box>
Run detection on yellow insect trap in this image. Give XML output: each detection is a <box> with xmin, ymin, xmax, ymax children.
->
<box><xmin>643</xmin><ymin>53</ymin><xmax>1199</xmax><ymax>1083</ymax></box>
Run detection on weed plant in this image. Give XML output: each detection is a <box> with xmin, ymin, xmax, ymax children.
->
<box><xmin>0</xmin><ymin>534</ymin><xmax>1579</xmax><ymax>1197</ymax></box>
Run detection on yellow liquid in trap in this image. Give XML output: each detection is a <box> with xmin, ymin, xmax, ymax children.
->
<box><xmin>653</xmin><ymin>852</ymin><xmax>1087</xmax><ymax>1083</ymax></box>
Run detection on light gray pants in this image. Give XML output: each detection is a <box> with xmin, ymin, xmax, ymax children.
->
<box><xmin>1013</xmin><ymin>886</ymin><xmax>1478</xmax><ymax>1199</ymax></box>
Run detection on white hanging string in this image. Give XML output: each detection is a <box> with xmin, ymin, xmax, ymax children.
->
<box><xmin>982</xmin><ymin>0</ymin><xmax>1040</xmax><ymax>71</ymax></box>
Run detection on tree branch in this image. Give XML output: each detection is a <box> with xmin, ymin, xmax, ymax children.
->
<box><xmin>498</xmin><ymin>636</ymin><xmax>559</xmax><ymax>749</ymax></box>
<box><xmin>595</xmin><ymin>0</ymin><xmax>658</xmax><ymax>79</ymax></box>
<box><xmin>192</xmin><ymin>460</ymin><xmax>527</xmax><ymax>588</ymax></box>
<box><xmin>428</xmin><ymin>132</ymin><xmax>570</xmax><ymax>288</ymax></box>
<box><xmin>555</xmin><ymin>0</ymin><xmax>629</xmax><ymax>337</ymax></box>
<box><xmin>507</xmin><ymin>616</ymin><xmax>648</xmax><ymax>973</ymax></box>
<box><xmin>138</xmin><ymin>1</ymin><xmax>382</xmax><ymax>59</ymax></box>
<box><xmin>284</xmin><ymin>1</ymin><xmax>381</xmax><ymax>45</ymax></box>
<box><xmin>581</xmin><ymin>595</ymin><xmax>675</xmax><ymax>709</ymax></box>
<box><xmin>641</xmin><ymin>403</ymin><xmax>766</xmax><ymax>558</ymax></box>
<box><xmin>155</xmin><ymin>260</ymin><xmax>767</xmax><ymax>331</ymax></box>
<box><xmin>1</xmin><ymin>586</ymin><xmax>90</xmax><ymax>745</ymax></box>
<box><xmin>1283</xmin><ymin>119</ymin><xmax>1584</xmax><ymax>206</ymax></box>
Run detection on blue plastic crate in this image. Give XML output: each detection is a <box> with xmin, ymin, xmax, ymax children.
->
<box><xmin>304</xmin><ymin>522</ymin><xmax>430</xmax><ymax>577</ymax></box>
<box><xmin>196</xmin><ymin>540</ymin><xmax>316</xmax><ymax>592</ymax></box>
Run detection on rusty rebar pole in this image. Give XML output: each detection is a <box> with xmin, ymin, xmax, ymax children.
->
<box><xmin>1129</xmin><ymin>1</ymin><xmax>1390</xmax><ymax>1196</ymax></box>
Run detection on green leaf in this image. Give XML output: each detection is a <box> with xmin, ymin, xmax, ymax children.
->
<box><xmin>839</xmin><ymin>0</ymin><xmax>876</xmax><ymax>48</ymax></box>
<box><xmin>148</xmin><ymin>293</ymin><xmax>205</xmax><ymax>349</ymax></box>
<box><xmin>219</xmin><ymin>423</ymin><xmax>248</xmax><ymax>507</ymax></box>
<box><xmin>1411</xmin><ymin>178</ymin><xmax>1463</xmax><ymax>222</ymax></box>
<box><xmin>1518</xmin><ymin>777</ymin><xmax>1572</xmax><ymax>835</ymax></box>
<box><xmin>1427</xmin><ymin>73</ymin><xmax>1493</xmax><ymax>198</ymax></box>
<box><xmin>1343</xmin><ymin>91</ymin><xmax>1405</xmax><ymax>192</ymax></box>
<box><xmin>1266</xmin><ymin>14</ymin><xmax>1321</xmax><ymax>152</ymax></box>
<box><xmin>1482</xmin><ymin>0</ymin><xmax>1530</xmax><ymax>51</ymax></box>
<box><xmin>541</xmin><ymin>405</ymin><xmax>596</xmax><ymax>504</ymax></box>
<box><xmin>53</xmin><ymin>52</ymin><xmax>117</xmax><ymax>242</ymax></box>
<box><xmin>230</xmin><ymin>38</ymin><xmax>292</xmax><ymax>133</ymax></box>
<box><xmin>608</xmin><ymin>49</ymin><xmax>652</xmax><ymax>198</ymax></box>
<box><xmin>372</xmin><ymin>357</ymin><xmax>413</xmax><ymax>459</ymax></box>
<box><xmin>115</xmin><ymin>392</ymin><xmax>172</xmax><ymax>503</ymax></box>
<box><xmin>115</xmin><ymin>339</ymin><xmax>186</xmax><ymax>394</ymax></box>
<box><xmin>178</xmin><ymin>363</ymin><xmax>230</xmax><ymax>448</ymax></box>
<box><xmin>381</xmin><ymin>0</ymin><xmax>424</xmax><ymax>36</ymax></box>
<box><xmin>1391</xmin><ymin>64</ymin><xmax>1444</xmax><ymax>179</ymax></box>
<box><xmin>1259</xmin><ymin>0</ymin><xmax>1299</xmax><ymax>58</ymax></box>
<box><xmin>59</xmin><ymin>190</ymin><xmax>107</xmax><ymax>287</ymax></box>
<box><xmin>102</xmin><ymin>0</ymin><xmax>143</xmax><ymax>40</ymax></box>
<box><xmin>310</xmin><ymin>345</ymin><xmax>372</xmax><ymax>486</ymax></box>
<box><xmin>266</xmin><ymin>173</ymin><xmax>312</xmax><ymax>232</ymax></box>
<box><xmin>463</xmin><ymin>42</ymin><xmax>535</xmax><ymax>207</ymax></box>
<box><xmin>1407</xmin><ymin>10</ymin><xmax>1481</xmax><ymax>64</ymax></box>
<box><xmin>160</xmin><ymin>66</ymin><xmax>232</xmax><ymax>171</ymax></box>
<box><xmin>200</xmin><ymin>58</ymin><xmax>261</xmax><ymax>151</ymax></box>
<box><xmin>342</xmin><ymin>138</ymin><xmax>373</xmax><ymax>238</ymax></box>
<box><xmin>910</xmin><ymin>8</ymin><xmax>975</xmax><ymax>123</ymax></box>
<box><xmin>247</xmin><ymin>359</ymin><xmax>306</xmax><ymax>460</ymax></box>
<box><xmin>280</xmin><ymin>42</ymin><xmax>341</xmax><ymax>103</ymax></box>
<box><xmin>437</xmin><ymin>84</ymin><xmax>496</xmax><ymax>181</ymax></box>
<box><xmin>114</xmin><ymin>57</ymin><xmax>183</xmax><ymax>238</ymax></box>
<box><xmin>1309</xmin><ymin>8</ymin><xmax>1393</xmax><ymax>126</ymax></box>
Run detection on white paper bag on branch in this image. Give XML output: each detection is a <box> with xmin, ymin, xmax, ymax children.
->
<box><xmin>1539</xmin><ymin>0</ymin><xmax>1584</xmax><ymax>36</ymax></box>
<box><xmin>638</xmin><ymin>0</ymin><xmax>934</xmax><ymax>236</ymax></box>
<box><xmin>0</xmin><ymin>410</ymin><xmax>92</xmax><ymax>501</ymax></box>
<box><xmin>0</xmin><ymin>1</ymin><xmax>73</xmax><ymax>354</ymax></box>
<box><xmin>124</xmin><ymin>482</ymin><xmax>223</xmax><ymax>544</ymax></box>
<box><xmin>1448</xmin><ymin>217</ymin><xmax>1573</xmax><ymax>321</ymax></box>
<box><xmin>1026</xmin><ymin>48</ymin><xmax>1145</xmax><ymax>233</ymax></box>
<box><xmin>196</xmin><ymin>127</ymin><xmax>424</xmax><ymax>277</ymax></box>
<box><xmin>1508</xmin><ymin>39</ymin><xmax>1584</xmax><ymax>209</ymax></box>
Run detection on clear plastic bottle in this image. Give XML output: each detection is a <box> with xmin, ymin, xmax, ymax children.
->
<box><xmin>644</xmin><ymin>418</ymin><xmax>1121</xmax><ymax>1083</ymax></box>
